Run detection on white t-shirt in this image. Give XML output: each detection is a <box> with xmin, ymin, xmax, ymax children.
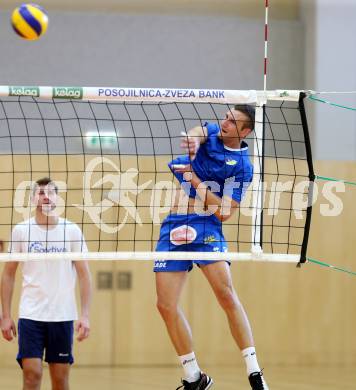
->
<box><xmin>10</xmin><ymin>217</ymin><xmax>88</xmax><ymax>322</ymax></box>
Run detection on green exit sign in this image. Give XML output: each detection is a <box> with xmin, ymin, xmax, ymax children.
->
<box><xmin>85</xmin><ymin>131</ymin><xmax>117</xmax><ymax>149</ymax></box>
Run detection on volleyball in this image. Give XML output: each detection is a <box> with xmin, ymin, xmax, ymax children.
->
<box><xmin>11</xmin><ymin>3</ymin><xmax>48</xmax><ymax>40</ymax></box>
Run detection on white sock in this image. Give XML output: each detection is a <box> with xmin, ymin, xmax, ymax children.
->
<box><xmin>242</xmin><ymin>347</ymin><xmax>261</xmax><ymax>375</ymax></box>
<box><xmin>179</xmin><ymin>352</ymin><xmax>201</xmax><ymax>383</ymax></box>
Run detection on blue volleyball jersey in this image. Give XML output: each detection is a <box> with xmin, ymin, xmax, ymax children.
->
<box><xmin>168</xmin><ymin>122</ymin><xmax>253</xmax><ymax>203</ymax></box>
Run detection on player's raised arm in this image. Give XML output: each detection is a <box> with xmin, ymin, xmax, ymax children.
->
<box><xmin>190</xmin><ymin>172</ymin><xmax>239</xmax><ymax>222</ymax></box>
<box><xmin>180</xmin><ymin>125</ymin><xmax>208</xmax><ymax>158</ymax></box>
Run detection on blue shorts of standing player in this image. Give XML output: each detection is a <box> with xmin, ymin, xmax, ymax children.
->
<box><xmin>16</xmin><ymin>319</ymin><xmax>74</xmax><ymax>367</ymax></box>
<box><xmin>154</xmin><ymin>212</ymin><xmax>228</xmax><ymax>272</ymax></box>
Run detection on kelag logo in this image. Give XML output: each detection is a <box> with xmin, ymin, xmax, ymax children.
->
<box><xmin>9</xmin><ymin>86</ymin><xmax>40</xmax><ymax>97</ymax></box>
<box><xmin>52</xmin><ymin>87</ymin><xmax>83</xmax><ymax>99</ymax></box>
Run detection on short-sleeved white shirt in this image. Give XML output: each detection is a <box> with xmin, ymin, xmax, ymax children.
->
<box><xmin>10</xmin><ymin>217</ymin><xmax>88</xmax><ymax>322</ymax></box>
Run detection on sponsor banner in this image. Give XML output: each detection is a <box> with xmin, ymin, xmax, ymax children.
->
<box><xmin>0</xmin><ymin>86</ymin><xmax>302</xmax><ymax>103</ymax></box>
<box><xmin>91</xmin><ymin>87</ymin><xmax>258</xmax><ymax>104</ymax></box>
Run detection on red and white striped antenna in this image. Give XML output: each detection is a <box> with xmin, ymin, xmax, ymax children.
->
<box><xmin>264</xmin><ymin>0</ymin><xmax>269</xmax><ymax>92</ymax></box>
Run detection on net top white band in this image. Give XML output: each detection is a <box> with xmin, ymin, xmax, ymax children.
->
<box><xmin>0</xmin><ymin>251</ymin><xmax>300</xmax><ymax>263</ymax></box>
<box><xmin>0</xmin><ymin>86</ymin><xmax>303</xmax><ymax>104</ymax></box>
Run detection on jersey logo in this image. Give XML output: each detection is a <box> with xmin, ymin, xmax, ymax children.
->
<box><xmin>28</xmin><ymin>241</ymin><xmax>67</xmax><ymax>253</ymax></box>
<box><xmin>225</xmin><ymin>158</ymin><xmax>237</xmax><ymax>166</ymax></box>
<box><xmin>170</xmin><ymin>225</ymin><xmax>197</xmax><ymax>245</ymax></box>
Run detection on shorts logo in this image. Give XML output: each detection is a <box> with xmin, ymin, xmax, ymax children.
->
<box><xmin>59</xmin><ymin>353</ymin><xmax>69</xmax><ymax>357</ymax></box>
<box><xmin>155</xmin><ymin>261</ymin><xmax>166</xmax><ymax>268</ymax></box>
<box><xmin>213</xmin><ymin>247</ymin><xmax>227</xmax><ymax>252</ymax></box>
<box><xmin>170</xmin><ymin>225</ymin><xmax>197</xmax><ymax>246</ymax></box>
<box><xmin>204</xmin><ymin>235</ymin><xmax>217</xmax><ymax>244</ymax></box>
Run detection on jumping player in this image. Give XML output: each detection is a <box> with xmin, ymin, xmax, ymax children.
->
<box><xmin>154</xmin><ymin>105</ymin><xmax>269</xmax><ymax>390</ymax></box>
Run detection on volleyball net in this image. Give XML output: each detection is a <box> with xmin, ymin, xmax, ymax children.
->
<box><xmin>0</xmin><ymin>86</ymin><xmax>314</xmax><ymax>262</ymax></box>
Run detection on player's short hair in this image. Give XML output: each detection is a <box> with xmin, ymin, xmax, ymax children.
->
<box><xmin>234</xmin><ymin>104</ymin><xmax>255</xmax><ymax>131</ymax></box>
<box><xmin>33</xmin><ymin>177</ymin><xmax>58</xmax><ymax>194</ymax></box>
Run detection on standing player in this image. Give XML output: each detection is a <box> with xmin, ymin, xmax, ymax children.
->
<box><xmin>154</xmin><ymin>105</ymin><xmax>269</xmax><ymax>390</ymax></box>
<box><xmin>1</xmin><ymin>177</ymin><xmax>92</xmax><ymax>390</ymax></box>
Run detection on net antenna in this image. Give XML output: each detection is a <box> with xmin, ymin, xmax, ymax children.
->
<box><xmin>0</xmin><ymin>86</ymin><xmax>313</xmax><ymax>263</ymax></box>
<box><xmin>263</xmin><ymin>0</ymin><xmax>269</xmax><ymax>92</ymax></box>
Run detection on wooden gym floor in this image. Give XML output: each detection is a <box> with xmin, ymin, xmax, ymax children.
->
<box><xmin>1</xmin><ymin>366</ymin><xmax>354</xmax><ymax>389</ymax></box>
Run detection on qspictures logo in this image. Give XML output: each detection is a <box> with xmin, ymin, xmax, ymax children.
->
<box><xmin>52</xmin><ymin>87</ymin><xmax>83</xmax><ymax>99</ymax></box>
<box><xmin>13</xmin><ymin>162</ymin><xmax>346</xmax><ymax>233</ymax></box>
<box><xmin>9</xmin><ymin>86</ymin><xmax>40</xmax><ymax>97</ymax></box>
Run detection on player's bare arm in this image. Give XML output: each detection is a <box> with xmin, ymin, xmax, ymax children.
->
<box><xmin>171</xmin><ymin>164</ymin><xmax>238</xmax><ymax>221</ymax></box>
<box><xmin>74</xmin><ymin>260</ymin><xmax>92</xmax><ymax>342</ymax></box>
<box><xmin>191</xmin><ymin>174</ymin><xmax>239</xmax><ymax>222</ymax></box>
<box><xmin>0</xmin><ymin>262</ymin><xmax>19</xmax><ymax>341</ymax></box>
<box><xmin>180</xmin><ymin>126</ymin><xmax>208</xmax><ymax>158</ymax></box>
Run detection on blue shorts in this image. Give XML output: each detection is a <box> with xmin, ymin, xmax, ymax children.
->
<box><xmin>154</xmin><ymin>213</ymin><xmax>228</xmax><ymax>272</ymax></box>
<box><xmin>17</xmin><ymin>319</ymin><xmax>74</xmax><ymax>367</ymax></box>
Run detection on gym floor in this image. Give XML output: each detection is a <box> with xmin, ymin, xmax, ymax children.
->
<box><xmin>1</xmin><ymin>366</ymin><xmax>354</xmax><ymax>389</ymax></box>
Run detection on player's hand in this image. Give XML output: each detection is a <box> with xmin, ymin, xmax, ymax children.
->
<box><xmin>75</xmin><ymin>316</ymin><xmax>90</xmax><ymax>342</ymax></box>
<box><xmin>1</xmin><ymin>317</ymin><xmax>17</xmax><ymax>341</ymax></box>
<box><xmin>180</xmin><ymin>132</ymin><xmax>200</xmax><ymax>158</ymax></box>
<box><xmin>171</xmin><ymin>164</ymin><xmax>194</xmax><ymax>182</ymax></box>
<box><xmin>170</xmin><ymin>163</ymin><xmax>192</xmax><ymax>173</ymax></box>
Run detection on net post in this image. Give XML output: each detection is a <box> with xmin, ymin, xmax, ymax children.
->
<box><xmin>251</xmin><ymin>101</ymin><xmax>266</xmax><ymax>255</ymax></box>
<box><xmin>260</xmin><ymin>104</ymin><xmax>266</xmax><ymax>249</ymax></box>
<box><xmin>298</xmin><ymin>92</ymin><xmax>315</xmax><ymax>267</ymax></box>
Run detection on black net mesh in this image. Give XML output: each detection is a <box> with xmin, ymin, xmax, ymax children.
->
<box><xmin>0</xmin><ymin>96</ymin><xmax>312</xmax><ymax>259</ymax></box>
